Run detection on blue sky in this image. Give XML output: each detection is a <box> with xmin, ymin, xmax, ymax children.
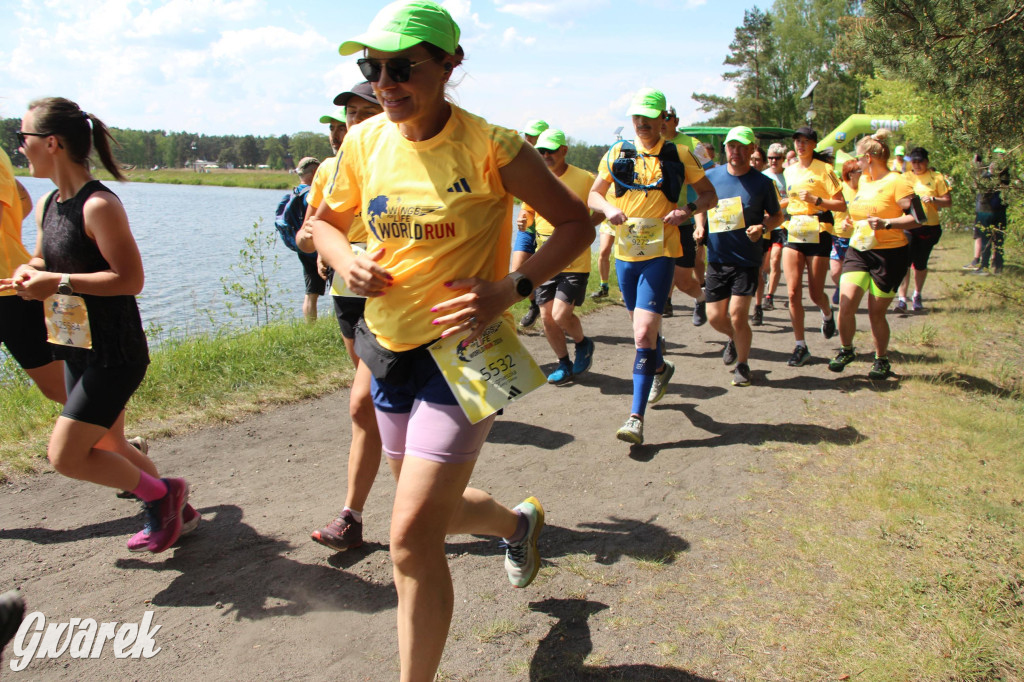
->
<box><xmin>2</xmin><ymin>0</ymin><xmax>771</xmax><ymax>146</ymax></box>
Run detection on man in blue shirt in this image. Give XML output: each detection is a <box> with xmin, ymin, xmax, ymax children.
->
<box><xmin>695</xmin><ymin>127</ymin><xmax>783</xmax><ymax>386</ymax></box>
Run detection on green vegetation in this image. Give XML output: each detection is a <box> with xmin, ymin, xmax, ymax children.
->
<box><xmin>12</xmin><ymin>165</ymin><xmax>296</xmax><ymax>190</ymax></box>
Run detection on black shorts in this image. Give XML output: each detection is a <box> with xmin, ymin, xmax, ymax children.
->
<box><xmin>770</xmin><ymin>228</ymin><xmax>787</xmax><ymax>247</ymax></box>
<box><xmin>906</xmin><ymin>225</ymin><xmax>942</xmax><ymax>271</ymax></box>
<box><xmin>785</xmin><ymin>228</ymin><xmax>833</xmax><ymax>258</ymax></box>
<box><xmin>332</xmin><ymin>296</ymin><xmax>366</xmax><ymax>340</ymax></box>
<box><xmin>761</xmin><ymin>237</ymin><xmax>772</xmax><ymax>255</ymax></box>
<box><xmin>704</xmin><ymin>262</ymin><xmax>760</xmax><ymax>302</ymax></box>
<box><xmin>298</xmin><ymin>252</ymin><xmax>327</xmax><ymax>296</ymax></box>
<box><xmin>535</xmin><ymin>272</ymin><xmax>589</xmax><ymax>307</ymax></box>
<box><xmin>842</xmin><ymin>245</ymin><xmax>911</xmax><ymax>296</ymax></box>
<box><xmin>62</xmin><ymin>360</ymin><xmax>148</xmax><ymax>429</ymax></box>
<box><xmin>674</xmin><ymin>222</ymin><xmax>697</xmax><ymax>269</ymax></box>
<box><xmin>0</xmin><ymin>296</ymin><xmax>53</xmax><ymax>370</ymax></box>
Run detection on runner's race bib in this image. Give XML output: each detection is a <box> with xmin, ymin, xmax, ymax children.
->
<box><xmin>787</xmin><ymin>215</ymin><xmax>820</xmax><ymax>244</ymax></box>
<box><xmin>43</xmin><ymin>294</ymin><xmax>92</xmax><ymax>349</ymax></box>
<box><xmin>708</xmin><ymin>196</ymin><xmax>746</xmax><ymax>233</ymax></box>
<box><xmin>328</xmin><ymin>243</ymin><xmax>368</xmax><ymax>298</ymax></box>
<box><xmin>428</xmin><ymin>316</ymin><xmax>546</xmax><ymax>424</ymax></box>
<box><xmin>849</xmin><ymin>219</ymin><xmax>880</xmax><ymax>251</ymax></box>
<box><xmin>615</xmin><ymin>218</ymin><xmax>664</xmax><ymax>258</ymax></box>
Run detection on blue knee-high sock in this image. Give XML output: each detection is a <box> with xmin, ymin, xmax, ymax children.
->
<box><xmin>631</xmin><ymin>347</ymin><xmax>659</xmax><ymax>416</ymax></box>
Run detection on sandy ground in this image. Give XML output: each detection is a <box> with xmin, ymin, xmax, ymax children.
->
<box><xmin>0</xmin><ymin>253</ymin><xmax>936</xmax><ymax>681</ymax></box>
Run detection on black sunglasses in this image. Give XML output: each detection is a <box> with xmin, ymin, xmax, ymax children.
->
<box><xmin>357</xmin><ymin>57</ymin><xmax>433</xmax><ymax>83</ymax></box>
<box><xmin>767</xmin><ymin>155</ymin><xmax>784</xmax><ymax>160</ymax></box>
<box><xmin>537</xmin><ymin>148</ymin><xmax>557</xmax><ymax>155</ymax></box>
<box><xmin>16</xmin><ymin>131</ymin><xmax>51</xmax><ymax>146</ymax></box>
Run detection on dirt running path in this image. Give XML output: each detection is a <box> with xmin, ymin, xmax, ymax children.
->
<box><xmin>0</xmin><ymin>250</ymin><xmax>942</xmax><ymax>680</ymax></box>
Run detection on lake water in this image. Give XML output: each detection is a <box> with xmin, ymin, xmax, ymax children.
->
<box><xmin>18</xmin><ymin>176</ymin><xmax>308</xmax><ymax>341</ymax></box>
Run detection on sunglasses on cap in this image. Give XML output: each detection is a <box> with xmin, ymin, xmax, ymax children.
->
<box><xmin>357</xmin><ymin>57</ymin><xmax>433</xmax><ymax>83</ymax></box>
<box><xmin>16</xmin><ymin>131</ymin><xmax>51</xmax><ymax>146</ymax></box>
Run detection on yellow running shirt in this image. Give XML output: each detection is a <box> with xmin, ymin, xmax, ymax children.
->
<box><xmin>311</xmin><ymin>153</ymin><xmax>367</xmax><ymax>243</ymax></box>
<box><xmin>325</xmin><ymin>105</ymin><xmax>523</xmax><ymax>351</ymax></box>
<box><xmin>903</xmin><ymin>169</ymin><xmax>949</xmax><ymax>227</ymax></box>
<box><xmin>1</xmin><ymin>147</ymin><xmax>31</xmax><ymax>293</ymax></box>
<box><xmin>832</xmin><ymin>181</ymin><xmax>858</xmax><ymax>238</ymax></box>
<box><xmin>783</xmin><ymin>159</ymin><xmax>841</xmax><ymax>232</ymax></box>
<box><xmin>596</xmin><ymin>139</ymin><xmax>706</xmax><ymax>262</ymax></box>
<box><xmin>847</xmin><ymin>171</ymin><xmax>915</xmax><ymax>249</ymax></box>
<box><xmin>535</xmin><ymin>164</ymin><xmax>594</xmax><ymax>274</ymax></box>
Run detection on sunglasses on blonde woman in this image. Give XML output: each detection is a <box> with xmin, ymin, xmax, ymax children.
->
<box><xmin>357</xmin><ymin>57</ymin><xmax>433</xmax><ymax>83</ymax></box>
<box><xmin>16</xmin><ymin>131</ymin><xmax>51</xmax><ymax>146</ymax></box>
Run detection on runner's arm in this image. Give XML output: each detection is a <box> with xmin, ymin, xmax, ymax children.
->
<box><xmin>310</xmin><ymin>201</ymin><xmax>390</xmax><ymax>297</ymax></box>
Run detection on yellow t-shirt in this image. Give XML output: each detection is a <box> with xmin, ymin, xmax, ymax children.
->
<box><xmin>903</xmin><ymin>169</ymin><xmax>949</xmax><ymax>227</ymax></box>
<box><xmin>310</xmin><ymin>153</ymin><xmax>367</xmax><ymax>243</ymax></box>
<box><xmin>783</xmin><ymin>159</ymin><xmax>842</xmax><ymax>232</ymax></box>
<box><xmin>1</xmin><ymin>147</ymin><xmax>31</xmax><ymax>293</ymax></box>
<box><xmin>535</xmin><ymin>164</ymin><xmax>595</xmax><ymax>273</ymax></box>
<box><xmin>847</xmin><ymin>171</ymin><xmax>915</xmax><ymax>249</ymax></box>
<box><xmin>325</xmin><ymin>105</ymin><xmax>523</xmax><ymax>351</ymax></box>
<box><xmin>596</xmin><ymin>139</ymin><xmax>706</xmax><ymax>262</ymax></box>
<box><xmin>832</xmin><ymin>181</ymin><xmax>858</xmax><ymax>238</ymax></box>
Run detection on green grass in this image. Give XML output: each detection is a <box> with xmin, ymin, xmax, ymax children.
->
<box><xmin>14</xmin><ymin>166</ymin><xmax>295</xmax><ymax>190</ymax></box>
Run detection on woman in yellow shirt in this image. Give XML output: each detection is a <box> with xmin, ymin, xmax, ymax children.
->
<box><xmin>829</xmin><ymin>159</ymin><xmax>861</xmax><ymax>305</ymax></box>
<box><xmin>896</xmin><ymin>147</ymin><xmax>951</xmax><ymax>311</ymax></box>
<box><xmin>829</xmin><ymin>129</ymin><xmax>917</xmax><ymax>379</ymax></box>
<box><xmin>781</xmin><ymin>127</ymin><xmax>846</xmax><ymax>368</ymax></box>
<box><xmin>310</xmin><ymin>3</ymin><xmax>593</xmax><ymax>679</ymax></box>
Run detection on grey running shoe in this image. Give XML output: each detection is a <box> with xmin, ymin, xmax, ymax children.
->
<box><xmin>615</xmin><ymin>416</ymin><xmax>644</xmax><ymax>445</ymax></box>
<box><xmin>647</xmin><ymin>360</ymin><xmax>675</xmax><ymax>404</ymax></box>
<box><xmin>722</xmin><ymin>339</ymin><xmax>737</xmax><ymax>366</ymax></box>
<box><xmin>868</xmin><ymin>356</ymin><xmax>894</xmax><ymax>380</ymax></box>
<box><xmin>503</xmin><ymin>497</ymin><xmax>544</xmax><ymax>588</ymax></box>
<box><xmin>663</xmin><ymin>299</ymin><xmax>674</xmax><ymax>317</ymax></box>
<box><xmin>520</xmin><ymin>302</ymin><xmax>541</xmax><ymax>328</ymax></box>
<box><xmin>762</xmin><ymin>294</ymin><xmax>775</xmax><ymax>311</ymax></box>
<box><xmin>731</xmin><ymin>362</ymin><xmax>751</xmax><ymax>387</ymax></box>
<box><xmin>692</xmin><ymin>299</ymin><xmax>707</xmax><ymax>326</ymax></box>
<box><xmin>912</xmin><ymin>293</ymin><xmax>923</xmax><ymax>312</ymax></box>
<box><xmin>751</xmin><ymin>305</ymin><xmax>763</xmax><ymax>326</ymax></box>
<box><xmin>788</xmin><ymin>344</ymin><xmax>811</xmax><ymax>367</ymax></box>
<box><xmin>590</xmin><ymin>285</ymin><xmax>609</xmax><ymax>299</ymax></box>
<box><xmin>893</xmin><ymin>299</ymin><xmax>908</xmax><ymax>314</ymax></box>
<box><xmin>828</xmin><ymin>346</ymin><xmax>856</xmax><ymax>373</ymax></box>
<box><xmin>970</xmin><ymin>268</ymin><xmax>991</xmax><ymax>277</ymax></box>
<box><xmin>962</xmin><ymin>259</ymin><xmax>980</xmax><ymax>270</ymax></box>
<box><xmin>822</xmin><ymin>314</ymin><xmax>837</xmax><ymax>339</ymax></box>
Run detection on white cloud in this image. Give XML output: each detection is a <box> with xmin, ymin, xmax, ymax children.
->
<box><xmin>495</xmin><ymin>0</ymin><xmax>609</xmax><ymax>23</ymax></box>
<box><xmin>501</xmin><ymin>26</ymin><xmax>536</xmax><ymax>47</ymax></box>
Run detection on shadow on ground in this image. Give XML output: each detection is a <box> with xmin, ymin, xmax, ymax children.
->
<box><xmin>528</xmin><ymin>598</ymin><xmax>720</xmax><ymax>681</ymax></box>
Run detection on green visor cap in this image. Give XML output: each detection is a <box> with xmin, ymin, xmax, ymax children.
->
<box><xmin>522</xmin><ymin>119</ymin><xmax>549</xmax><ymax>137</ymax></box>
<box><xmin>894</xmin><ymin>145</ymin><xmax>905</xmax><ymax>156</ymax></box>
<box><xmin>626</xmin><ymin>88</ymin><xmax>666</xmax><ymax>119</ymax></box>
<box><xmin>339</xmin><ymin>0</ymin><xmax>460</xmax><ymax>56</ymax></box>
<box><xmin>993</xmin><ymin>147</ymin><xmax>1007</xmax><ymax>154</ymax></box>
<box><xmin>536</xmin><ymin>129</ymin><xmax>566</xmax><ymax>151</ymax></box>
<box><xmin>319</xmin><ymin>107</ymin><xmax>347</xmax><ymax>124</ymax></box>
<box><xmin>724</xmin><ymin>126</ymin><xmax>755</xmax><ymax>145</ymax></box>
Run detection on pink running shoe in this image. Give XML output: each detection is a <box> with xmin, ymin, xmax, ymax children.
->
<box><xmin>127</xmin><ymin>502</ymin><xmax>200</xmax><ymax>553</ymax></box>
<box><xmin>125</xmin><ymin>479</ymin><xmax>189</xmax><ymax>553</ymax></box>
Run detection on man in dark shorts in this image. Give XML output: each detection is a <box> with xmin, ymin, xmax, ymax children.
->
<box><xmin>694</xmin><ymin>127</ymin><xmax>783</xmax><ymax>386</ymax></box>
<box><xmin>292</xmin><ymin>156</ymin><xmax>324</xmax><ymax>321</ymax></box>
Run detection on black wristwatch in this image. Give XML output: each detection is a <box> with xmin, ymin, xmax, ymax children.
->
<box><xmin>57</xmin><ymin>273</ymin><xmax>74</xmax><ymax>296</ymax></box>
<box><xmin>815</xmin><ymin>196</ymin><xmax>823</xmax><ymax>207</ymax></box>
<box><xmin>685</xmin><ymin>201</ymin><xmax>698</xmax><ymax>214</ymax></box>
<box><xmin>509</xmin><ymin>271</ymin><xmax>534</xmax><ymax>298</ymax></box>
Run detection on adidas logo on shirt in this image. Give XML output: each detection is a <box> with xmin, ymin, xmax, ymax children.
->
<box><xmin>447</xmin><ymin>178</ymin><xmax>472</xmax><ymax>193</ymax></box>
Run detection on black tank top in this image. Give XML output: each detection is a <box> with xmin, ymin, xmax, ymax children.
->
<box><xmin>41</xmin><ymin>180</ymin><xmax>149</xmax><ymax>366</ymax></box>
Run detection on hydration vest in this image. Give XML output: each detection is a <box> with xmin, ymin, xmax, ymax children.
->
<box><xmin>607</xmin><ymin>140</ymin><xmax>688</xmax><ymax>203</ymax></box>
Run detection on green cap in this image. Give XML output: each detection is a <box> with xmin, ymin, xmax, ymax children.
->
<box><xmin>536</xmin><ymin>129</ymin><xmax>567</xmax><ymax>151</ymax></box>
<box><xmin>522</xmin><ymin>119</ymin><xmax>549</xmax><ymax>137</ymax></box>
<box><xmin>319</xmin><ymin>107</ymin><xmax>347</xmax><ymax>124</ymax></box>
<box><xmin>339</xmin><ymin>1</ymin><xmax>460</xmax><ymax>56</ymax></box>
<box><xmin>626</xmin><ymin>88</ymin><xmax>666</xmax><ymax>119</ymax></box>
<box><xmin>894</xmin><ymin>145</ymin><xmax>905</xmax><ymax>156</ymax></box>
<box><xmin>993</xmin><ymin>147</ymin><xmax>1007</xmax><ymax>154</ymax></box>
<box><xmin>724</xmin><ymin>126</ymin><xmax>755</xmax><ymax>145</ymax></box>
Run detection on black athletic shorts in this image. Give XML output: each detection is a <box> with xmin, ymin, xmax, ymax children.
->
<box><xmin>785</xmin><ymin>224</ymin><xmax>833</xmax><ymax>258</ymax></box>
<box><xmin>770</xmin><ymin>228</ymin><xmax>787</xmax><ymax>246</ymax></box>
<box><xmin>333</xmin><ymin>295</ymin><xmax>366</xmax><ymax>340</ymax></box>
<box><xmin>842</xmin><ymin>245</ymin><xmax>911</xmax><ymax>296</ymax></box>
<box><xmin>62</xmin><ymin>360</ymin><xmax>148</xmax><ymax>429</ymax></box>
<box><xmin>0</xmin><ymin>296</ymin><xmax>53</xmax><ymax>370</ymax></box>
<box><xmin>535</xmin><ymin>272</ymin><xmax>589</xmax><ymax>307</ymax></box>
<box><xmin>905</xmin><ymin>225</ymin><xmax>942</xmax><ymax>271</ymax></box>
<box><xmin>298</xmin><ymin>252</ymin><xmax>327</xmax><ymax>296</ymax></box>
<box><xmin>674</xmin><ymin>222</ymin><xmax>697</xmax><ymax>269</ymax></box>
<box><xmin>704</xmin><ymin>262</ymin><xmax>760</xmax><ymax>302</ymax></box>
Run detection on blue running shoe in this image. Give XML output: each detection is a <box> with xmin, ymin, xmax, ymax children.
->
<box><xmin>572</xmin><ymin>338</ymin><xmax>594</xmax><ymax>376</ymax></box>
